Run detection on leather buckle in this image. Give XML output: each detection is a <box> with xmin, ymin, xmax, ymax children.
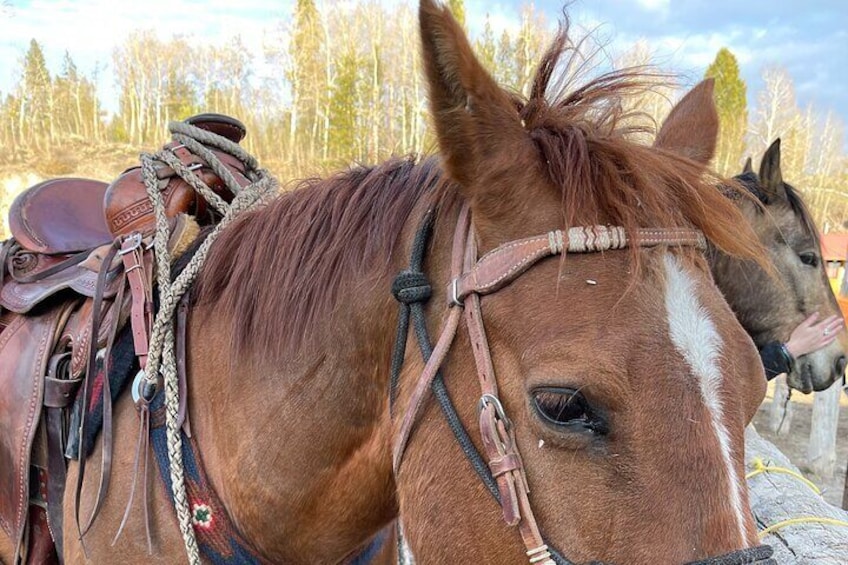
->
<box><xmin>118</xmin><ymin>233</ymin><xmax>143</xmax><ymax>256</ymax></box>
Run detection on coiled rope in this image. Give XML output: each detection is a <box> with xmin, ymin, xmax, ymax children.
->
<box><xmin>140</xmin><ymin>122</ymin><xmax>277</xmax><ymax>564</ymax></box>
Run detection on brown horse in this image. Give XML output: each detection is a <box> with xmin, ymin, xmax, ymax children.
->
<box><xmin>355</xmin><ymin>80</ymin><xmax>848</xmax><ymax>564</ymax></box>
<box><xmin>47</xmin><ymin>2</ymin><xmax>777</xmax><ymax>564</ymax></box>
<box><xmin>704</xmin><ymin>139</ymin><xmax>847</xmax><ymax>393</ymax></box>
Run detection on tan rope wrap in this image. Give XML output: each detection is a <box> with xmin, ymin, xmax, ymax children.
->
<box><xmin>140</xmin><ymin>122</ymin><xmax>277</xmax><ymax>564</ymax></box>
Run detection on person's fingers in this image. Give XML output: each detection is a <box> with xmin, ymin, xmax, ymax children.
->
<box><xmin>822</xmin><ymin>335</ymin><xmax>839</xmax><ymax>347</ymax></box>
<box><xmin>826</xmin><ymin>324</ymin><xmax>845</xmax><ymax>337</ymax></box>
<box><xmin>819</xmin><ymin>315</ymin><xmax>841</xmax><ymax>327</ymax></box>
<box><xmin>805</xmin><ymin>312</ymin><xmax>822</xmax><ymax>325</ymax></box>
<box><xmin>816</xmin><ymin>318</ymin><xmax>844</xmax><ymax>337</ymax></box>
<box><xmin>797</xmin><ymin>312</ymin><xmax>820</xmax><ymax>329</ymax></box>
<box><xmin>826</xmin><ymin>316</ymin><xmax>845</xmax><ymax>327</ymax></box>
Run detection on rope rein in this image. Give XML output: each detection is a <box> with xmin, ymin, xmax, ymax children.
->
<box><xmin>140</xmin><ymin>122</ymin><xmax>277</xmax><ymax>564</ymax></box>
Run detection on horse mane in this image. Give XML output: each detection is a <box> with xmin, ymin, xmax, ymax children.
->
<box><xmin>195</xmin><ymin>156</ymin><xmax>450</xmax><ymax>361</ymax></box>
<box><xmin>197</xmin><ymin>24</ymin><xmax>764</xmax><ymax>364</ymax></box>
<box><xmin>783</xmin><ymin>182</ymin><xmax>822</xmax><ymax>247</ymax></box>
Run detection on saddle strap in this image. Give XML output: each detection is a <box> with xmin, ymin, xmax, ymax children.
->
<box><xmin>120</xmin><ymin>235</ymin><xmax>154</xmax><ymax>370</ymax></box>
<box><xmin>8</xmin><ymin>249</ymin><xmax>92</xmax><ymax>284</ymax></box>
<box><xmin>74</xmin><ymin>240</ymin><xmax>123</xmax><ymax>541</ymax></box>
<box><xmin>44</xmin><ymin>352</ymin><xmax>77</xmax><ymax>561</ymax></box>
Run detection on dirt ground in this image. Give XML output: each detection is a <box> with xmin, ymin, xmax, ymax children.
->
<box><xmin>752</xmin><ymin>388</ymin><xmax>848</xmax><ymax>508</ymax></box>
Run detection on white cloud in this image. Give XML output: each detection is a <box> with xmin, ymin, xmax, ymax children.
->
<box><xmin>634</xmin><ymin>0</ymin><xmax>670</xmax><ymax>12</ymax></box>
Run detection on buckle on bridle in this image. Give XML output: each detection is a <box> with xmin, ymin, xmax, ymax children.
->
<box><xmin>479</xmin><ymin>393</ymin><xmax>512</xmax><ymax>430</ymax></box>
<box><xmin>449</xmin><ymin>277</ymin><xmax>463</xmax><ymax>307</ymax></box>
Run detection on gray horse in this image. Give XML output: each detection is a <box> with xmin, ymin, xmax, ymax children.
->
<box><xmin>655</xmin><ymin>82</ymin><xmax>846</xmax><ymax>393</ymax></box>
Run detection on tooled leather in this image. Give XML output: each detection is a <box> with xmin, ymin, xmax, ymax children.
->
<box><xmin>453</xmin><ymin>235</ymin><xmax>551</xmax><ymax>305</ymax></box>
<box><xmin>105</xmin><ymin>145</ymin><xmax>250</xmax><ymax>237</ymax></box>
<box><xmin>121</xmin><ymin>242</ymin><xmax>153</xmax><ymax>368</ymax></box>
<box><xmin>633</xmin><ymin>227</ymin><xmax>705</xmax><ymax>248</ymax></box>
<box><xmin>0</xmin><ymin>306</ymin><xmax>63</xmax><ymax>549</ymax></box>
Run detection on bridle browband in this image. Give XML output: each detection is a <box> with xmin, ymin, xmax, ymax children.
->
<box><xmin>389</xmin><ymin>202</ymin><xmax>775</xmax><ymax>565</ymax></box>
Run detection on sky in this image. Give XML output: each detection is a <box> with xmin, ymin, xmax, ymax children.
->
<box><xmin>1</xmin><ymin>0</ymin><xmax>846</xmax><ymax>138</ymax></box>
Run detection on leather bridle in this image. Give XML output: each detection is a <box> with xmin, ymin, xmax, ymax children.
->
<box><xmin>389</xmin><ymin>202</ymin><xmax>776</xmax><ymax>565</ymax></box>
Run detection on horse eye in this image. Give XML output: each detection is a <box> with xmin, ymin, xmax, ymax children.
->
<box><xmin>798</xmin><ymin>252</ymin><xmax>819</xmax><ymax>267</ymax></box>
<box><xmin>532</xmin><ymin>388</ymin><xmax>608</xmax><ymax>434</ymax></box>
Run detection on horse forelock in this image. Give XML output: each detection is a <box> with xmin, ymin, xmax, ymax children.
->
<box><xmin>509</xmin><ymin>29</ymin><xmax>764</xmax><ymax>270</ymax></box>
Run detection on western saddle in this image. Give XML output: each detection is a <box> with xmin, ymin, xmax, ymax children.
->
<box><xmin>0</xmin><ymin>113</ymin><xmax>252</xmax><ymax>563</ymax></box>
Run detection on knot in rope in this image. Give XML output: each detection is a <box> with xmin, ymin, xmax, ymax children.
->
<box><xmin>392</xmin><ymin>271</ymin><xmax>432</xmax><ymax>304</ymax></box>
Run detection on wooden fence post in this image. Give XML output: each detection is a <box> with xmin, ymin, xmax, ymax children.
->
<box><xmin>769</xmin><ymin>375</ymin><xmax>794</xmax><ymax>435</ymax></box>
<box><xmin>746</xmin><ymin>425</ymin><xmax>848</xmax><ymax>562</ymax></box>
<box><xmin>807</xmin><ymin>381</ymin><xmax>842</xmax><ymax>478</ymax></box>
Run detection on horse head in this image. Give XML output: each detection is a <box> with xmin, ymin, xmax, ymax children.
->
<box><xmin>664</xmin><ymin>124</ymin><xmax>848</xmax><ymax>392</ymax></box>
<box><xmin>394</xmin><ymin>2</ymin><xmax>773</xmax><ymax>563</ymax></box>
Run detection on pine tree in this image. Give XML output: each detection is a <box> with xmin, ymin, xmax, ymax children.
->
<box><xmin>704</xmin><ymin>48</ymin><xmax>748</xmax><ymax>175</ymax></box>
<box><xmin>475</xmin><ymin>15</ymin><xmax>497</xmax><ymax>74</ymax></box>
<box><xmin>447</xmin><ymin>0</ymin><xmax>466</xmax><ymax>29</ymax></box>
<box><xmin>20</xmin><ymin>39</ymin><xmax>53</xmax><ymax>148</ymax></box>
<box><xmin>328</xmin><ymin>48</ymin><xmax>360</xmax><ymax>162</ymax></box>
<box><xmin>289</xmin><ymin>0</ymin><xmax>325</xmax><ymax>163</ymax></box>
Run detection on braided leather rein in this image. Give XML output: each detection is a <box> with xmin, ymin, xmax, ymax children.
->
<box><xmin>389</xmin><ymin>203</ymin><xmax>775</xmax><ymax>565</ymax></box>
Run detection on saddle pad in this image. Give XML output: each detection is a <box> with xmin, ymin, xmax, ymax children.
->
<box><xmin>9</xmin><ymin>178</ymin><xmax>111</xmax><ymax>255</ymax></box>
<box><xmin>0</xmin><ymin>306</ymin><xmax>65</xmax><ymax>548</ymax></box>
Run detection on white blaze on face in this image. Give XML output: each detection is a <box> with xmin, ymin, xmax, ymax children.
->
<box><xmin>398</xmin><ymin>521</ymin><xmax>416</xmax><ymax>564</ymax></box>
<box><xmin>662</xmin><ymin>254</ymin><xmax>748</xmax><ymax>545</ymax></box>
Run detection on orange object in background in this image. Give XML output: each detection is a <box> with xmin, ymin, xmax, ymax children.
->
<box><xmin>821</xmin><ymin>233</ymin><xmax>848</xmax><ymax>313</ymax></box>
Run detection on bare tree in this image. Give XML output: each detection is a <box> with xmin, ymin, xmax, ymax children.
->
<box><xmin>749</xmin><ymin>67</ymin><xmax>801</xmax><ymax>160</ymax></box>
<box><xmin>615</xmin><ymin>40</ymin><xmax>677</xmax><ymax>142</ymax></box>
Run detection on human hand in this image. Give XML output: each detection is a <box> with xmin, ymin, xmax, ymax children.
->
<box><xmin>784</xmin><ymin>313</ymin><xmax>845</xmax><ymax>358</ymax></box>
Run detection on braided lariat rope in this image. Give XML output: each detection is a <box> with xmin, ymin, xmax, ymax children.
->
<box><xmin>140</xmin><ymin>122</ymin><xmax>278</xmax><ymax>564</ymax></box>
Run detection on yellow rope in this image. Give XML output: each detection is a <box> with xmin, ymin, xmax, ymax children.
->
<box><xmin>758</xmin><ymin>517</ymin><xmax>848</xmax><ymax>539</ymax></box>
<box><xmin>745</xmin><ymin>457</ymin><xmax>821</xmax><ymax>495</ymax></box>
<box><xmin>746</xmin><ymin>458</ymin><xmax>848</xmax><ymax>539</ymax></box>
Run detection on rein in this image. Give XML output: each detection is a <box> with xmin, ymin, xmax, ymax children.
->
<box><xmin>389</xmin><ymin>203</ymin><xmax>775</xmax><ymax>565</ymax></box>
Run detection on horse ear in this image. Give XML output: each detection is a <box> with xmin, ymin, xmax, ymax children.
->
<box><xmin>418</xmin><ymin>0</ymin><xmax>525</xmax><ymax>188</ymax></box>
<box><xmin>742</xmin><ymin>157</ymin><xmax>753</xmax><ymax>174</ymax></box>
<box><xmin>759</xmin><ymin>139</ymin><xmax>787</xmax><ymax>203</ymax></box>
<box><xmin>653</xmin><ymin>79</ymin><xmax>718</xmax><ymax>165</ymax></box>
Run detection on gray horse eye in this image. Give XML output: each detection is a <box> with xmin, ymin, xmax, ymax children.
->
<box><xmin>798</xmin><ymin>252</ymin><xmax>818</xmax><ymax>267</ymax></box>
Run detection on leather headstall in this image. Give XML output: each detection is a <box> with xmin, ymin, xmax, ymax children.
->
<box><xmin>390</xmin><ymin>203</ymin><xmax>773</xmax><ymax>565</ymax></box>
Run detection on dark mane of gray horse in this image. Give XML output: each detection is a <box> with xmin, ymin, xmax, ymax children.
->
<box><xmin>735</xmin><ymin>171</ymin><xmax>821</xmax><ymax>248</ymax></box>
